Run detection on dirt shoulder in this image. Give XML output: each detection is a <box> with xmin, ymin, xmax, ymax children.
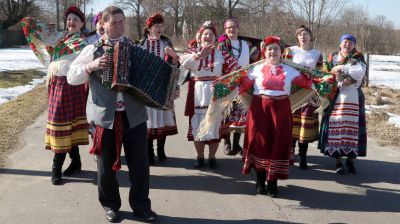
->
<box><xmin>0</xmin><ymin>84</ymin><xmax>47</xmax><ymax>167</ymax></box>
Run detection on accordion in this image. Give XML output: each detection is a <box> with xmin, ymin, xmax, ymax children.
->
<box><xmin>101</xmin><ymin>41</ymin><xmax>180</xmax><ymax>110</ymax></box>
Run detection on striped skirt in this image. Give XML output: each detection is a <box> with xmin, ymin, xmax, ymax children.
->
<box><xmin>292</xmin><ymin>103</ymin><xmax>319</xmax><ymax>143</ymax></box>
<box><xmin>242</xmin><ymin>95</ymin><xmax>292</xmax><ymax>181</ymax></box>
<box><xmin>45</xmin><ymin>76</ymin><xmax>89</xmax><ymax>153</ymax></box>
<box><xmin>146</xmin><ymin>107</ymin><xmax>178</xmax><ymax>139</ymax></box>
<box><xmin>318</xmin><ymin>88</ymin><xmax>367</xmax><ymax>158</ymax></box>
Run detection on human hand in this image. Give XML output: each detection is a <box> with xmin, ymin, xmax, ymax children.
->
<box><xmin>86</xmin><ymin>55</ymin><xmax>109</xmax><ymax>73</ymax></box>
<box><xmin>331</xmin><ymin>65</ymin><xmax>344</xmax><ymax>74</ymax></box>
<box><xmin>165</xmin><ymin>46</ymin><xmax>178</xmax><ymax>58</ymax></box>
<box><xmin>197</xmin><ymin>44</ymin><xmax>215</xmax><ymax>59</ymax></box>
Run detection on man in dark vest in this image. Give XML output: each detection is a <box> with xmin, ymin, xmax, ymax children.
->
<box><xmin>68</xmin><ymin>6</ymin><xmax>157</xmax><ymax>223</ymax></box>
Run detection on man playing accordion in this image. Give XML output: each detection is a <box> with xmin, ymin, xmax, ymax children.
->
<box><xmin>67</xmin><ymin>6</ymin><xmax>157</xmax><ymax>223</ymax></box>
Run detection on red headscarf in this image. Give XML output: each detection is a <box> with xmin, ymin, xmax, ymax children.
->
<box><xmin>64</xmin><ymin>6</ymin><xmax>85</xmax><ymax>23</ymax></box>
<box><xmin>146</xmin><ymin>13</ymin><xmax>164</xmax><ymax>28</ymax></box>
<box><xmin>261</xmin><ymin>35</ymin><xmax>285</xmax><ymax>58</ymax></box>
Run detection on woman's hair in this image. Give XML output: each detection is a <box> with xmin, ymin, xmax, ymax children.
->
<box><xmin>295</xmin><ymin>25</ymin><xmax>314</xmax><ymax>41</ymax></box>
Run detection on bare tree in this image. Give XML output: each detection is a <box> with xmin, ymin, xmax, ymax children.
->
<box><xmin>0</xmin><ymin>0</ymin><xmax>38</xmax><ymax>46</ymax></box>
<box><xmin>285</xmin><ymin>0</ymin><xmax>346</xmax><ymax>44</ymax></box>
<box><xmin>115</xmin><ymin>0</ymin><xmax>144</xmax><ymax>39</ymax></box>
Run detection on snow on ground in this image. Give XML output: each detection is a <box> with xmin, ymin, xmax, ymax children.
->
<box><xmin>0</xmin><ymin>48</ymin><xmax>45</xmax><ymax>72</ymax></box>
<box><xmin>0</xmin><ymin>48</ymin><xmax>46</xmax><ymax>105</ymax></box>
<box><xmin>369</xmin><ymin>54</ymin><xmax>400</xmax><ymax>89</ymax></box>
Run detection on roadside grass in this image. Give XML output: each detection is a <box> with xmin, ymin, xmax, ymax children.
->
<box><xmin>0</xmin><ymin>84</ymin><xmax>47</xmax><ymax>167</ymax></box>
<box><xmin>364</xmin><ymin>86</ymin><xmax>400</xmax><ymax>149</ymax></box>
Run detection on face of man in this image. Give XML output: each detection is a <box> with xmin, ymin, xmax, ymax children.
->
<box><xmin>103</xmin><ymin>13</ymin><xmax>125</xmax><ymax>39</ymax></box>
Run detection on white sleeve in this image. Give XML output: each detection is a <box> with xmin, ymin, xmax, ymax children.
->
<box><xmin>343</xmin><ymin>62</ymin><xmax>366</xmax><ymax>82</ymax></box>
<box><xmin>180</xmin><ymin>53</ymin><xmax>201</xmax><ymax>71</ymax></box>
<box><xmin>67</xmin><ymin>45</ymin><xmax>96</xmax><ymax>85</ymax></box>
<box><xmin>246</xmin><ymin>67</ymin><xmax>257</xmax><ymax>80</ymax></box>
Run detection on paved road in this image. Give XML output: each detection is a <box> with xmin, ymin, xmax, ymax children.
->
<box><xmin>0</xmin><ymin>82</ymin><xmax>399</xmax><ymax>224</ymax></box>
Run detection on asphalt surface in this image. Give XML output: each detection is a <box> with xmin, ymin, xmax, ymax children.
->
<box><xmin>0</xmin><ymin>80</ymin><xmax>399</xmax><ymax>224</ymax></box>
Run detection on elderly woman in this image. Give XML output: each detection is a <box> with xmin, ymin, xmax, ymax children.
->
<box><xmin>21</xmin><ymin>6</ymin><xmax>89</xmax><ymax>185</ymax></box>
<box><xmin>180</xmin><ymin>21</ymin><xmax>229</xmax><ymax>169</ymax></box>
<box><xmin>218</xmin><ymin>18</ymin><xmax>250</xmax><ymax>156</ymax></box>
<box><xmin>140</xmin><ymin>13</ymin><xmax>179</xmax><ymax>165</ymax></box>
<box><xmin>239</xmin><ymin>36</ymin><xmax>313</xmax><ymax>197</ymax></box>
<box><xmin>318</xmin><ymin>34</ymin><xmax>367</xmax><ymax>175</ymax></box>
<box><xmin>284</xmin><ymin>25</ymin><xmax>323</xmax><ymax>169</ymax></box>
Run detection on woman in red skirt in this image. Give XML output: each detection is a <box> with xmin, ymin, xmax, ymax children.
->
<box><xmin>22</xmin><ymin>6</ymin><xmax>89</xmax><ymax>185</ymax></box>
<box><xmin>239</xmin><ymin>36</ymin><xmax>313</xmax><ymax>197</ymax></box>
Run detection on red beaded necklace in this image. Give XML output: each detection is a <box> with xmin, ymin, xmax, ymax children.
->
<box><xmin>198</xmin><ymin>47</ymin><xmax>215</xmax><ymax>72</ymax></box>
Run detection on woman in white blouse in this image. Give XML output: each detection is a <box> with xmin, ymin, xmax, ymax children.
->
<box><xmin>180</xmin><ymin>21</ymin><xmax>229</xmax><ymax>169</ymax></box>
<box><xmin>284</xmin><ymin>25</ymin><xmax>323</xmax><ymax>169</ymax></box>
<box><xmin>318</xmin><ymin>34</ymin><xmax>367</xmax><ymax>175</ymax></box>
<box><xmin>239</xmin><ymin>36</ymin><xmax>313</xmax><ymax>197</ymax></box>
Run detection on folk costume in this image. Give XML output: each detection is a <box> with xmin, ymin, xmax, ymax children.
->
<box><xmin>318</xmin><ymin>34</ymin><xmax>367</xmax><ymax>174</ymax></box>
<box><xmin>284</xmin><ymin>43</ymin><xmax>323</xmax><ymax>168</ymax></box>
<box><xmin>68</xmin><ymin>32</ymin><xmax>153</xmax><ymax>216</ymax></box>
<box><xmin>181</xmin><ymin>22</ymin><xmax>229</xmax><ymax>144</ymax></box>
<box><xmin>197</xmin><ymin>36</ymin><xmax>335</xmax><ymax>196</ymax></box>
<box><xmin>140</xmin><ymin>14</ymin><xmax>179</xmax><ymax>164</ymax></box>
<box><xmin>218</xmin><ymin>18</ymin><xmax>250</xmax><ymax>156</ymax></box>
<box><xmin>21</xmin><ymin>6</ymin><xmax>89</xmax><ymax>185</ymax></box>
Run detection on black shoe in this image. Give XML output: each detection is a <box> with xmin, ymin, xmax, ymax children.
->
<box><xmin>267</xmin><ymin>180</ymin><xmax>279</xmax><ymax>198</ymax></box>
<box><xmin>299</xmin><ymin>155</ymin><xmax>308</xmax><ymax>170</ymax></box>
<box><xmin>51</xmin><ymin>166</ymin><xmax>62</xmax><ymax>185</ymax></box>
<box><xmin>336</xmin><ymin>162</ymin><xmax>345</xmax><ymax>175</ymax></box>
<box><xmin>63</xmin><ymin>159</ymin><xmax>82</xmax><ymax>176</ymax></box>
<box><xmin>134</xmin><ymin>210</ymin><xmax>157</xmax><ymax>222</ymax></box>
<box><xmin>194</xmin><ymin>157</ymin><xmax>205</xmax><ymax>169</ymax></box>
<box><xmin>209</xmin><ymin>158</ymin><xmax>217</xmax><ymax>169</ymax></box>
<box><xmin>256</xmin><ymin>180</ymin><xmax>266</xmax><ymax>195</ymax></box>
<box><xmin>149</xmin><ymin>150</ymin><xmax>155</xmax><ymax>165</ymax></box>
<box><xmin>105</xmin><ymin>209</ymin><xmax>119</xmax><ymax>223</ymax></box>
<box><xmin>157</xmin><ymin>148</ymin><xmax>167</xmax><ymax>162</ymax></box>
<box><xmin>345</xmin><ymin>158</ymin><xmax>357</xmax><ymax>174</ymax></box>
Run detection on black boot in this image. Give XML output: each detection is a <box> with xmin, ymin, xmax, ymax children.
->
<box><xmin>157</xmin><ymin>137</ymin><xmax>167</xmax><ymax>162</ymax></box>
<box><xmin>336</xmin><ymin>160</ymin><xmax>345</xmax><ymax>175</ymax></box>
<box><xmin>52</xmin><ymin>153</ymin><xmax>66</xmax><ymax>185</ymax></box>
<box><xmin>345</xmin><ymin>157</ymin><xmax>357</xmax><ymax>174</ymax></box>
<box><xmin>298</xmin><ymin>142</ymin><xmax>308</xmax><ymax>170</ymax></box>
<box><xmin>194</xmin><ymin>157</ymin><xmax>205</xmax><ymax>169</ymax></box>
<box><xmin>267</xmin><ymin>180</ymin><xmax>279</xmax><ymax>198</ymax></box>
<box><xmin>256</xmin><ymin>171</ymin><xmax>266</xmax><ymax>195</ymax></box>
<box><xmin>148</xmin><ymin>139</ymin><xmax>155</xmax><ymax>165</ymax></box>
<box><xmin>230</xmin><ymin>132</ymin><xmax>242</xmax><ymax>156</ymax></box>
<box><xmin>63</xmin><ymin>146</ymin><xmax>82</xmax><ymax>176</ymax></box>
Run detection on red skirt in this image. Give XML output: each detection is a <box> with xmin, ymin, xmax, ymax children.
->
<box><xmin>242</xmin><ymin>95</ymin><xmax>292</xmax><ymax>181</ymax></box>
<box><xmin>45</xmin><ymin>76</ymin><xmax>89</xmax><ymax>153</ymax></box>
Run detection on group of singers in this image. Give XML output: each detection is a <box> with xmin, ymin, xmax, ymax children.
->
<box><xmin>21</xmin><ymin>5</ymin><xmax>367</xmax><ymax>223</ymax></box>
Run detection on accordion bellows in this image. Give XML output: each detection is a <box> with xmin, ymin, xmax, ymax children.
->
<box><xmin>102</xmin><ymin>42</ymin><xmax>180</xmax><ymax>110</ymax></box>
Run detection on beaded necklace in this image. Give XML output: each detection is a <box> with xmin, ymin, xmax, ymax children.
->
<box><xmin>146</xmin><ymin>38</ymin><xmax>161</xmax><ymax>56</ymax></box>
<box><xmin>198</xmin><ymin>47</ymin><xmax>215</xmax><ymax>72</ymax></box>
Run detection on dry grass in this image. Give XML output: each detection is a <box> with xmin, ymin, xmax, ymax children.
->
<box><xmin>0</xmin><ymin>84</ymin><xmax>47</xmax><ymax>167</ymax></box>
<box><xmin>364</xmin><ymin>86</ymin><xmax>400</xmax><ymax>148</ymax></box>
